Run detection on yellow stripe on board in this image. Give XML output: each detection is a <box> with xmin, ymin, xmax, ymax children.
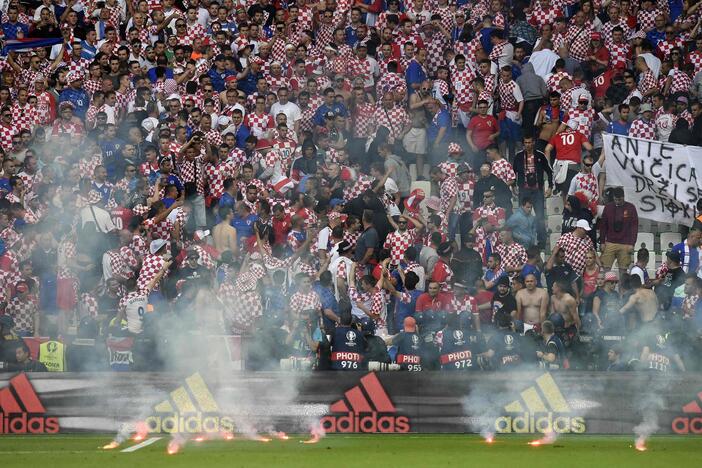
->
<box><xmin>520</xmin><ymin>387</ymin><xmax>548</xmax><ymax>413</ymax></box>
<box><xmin>536</xmin><ymin>373</ymin><xmax>570</xmax><ymax>412</ymax></box>
<box><xmin>170</xmin><ymin>386</ymin><xmax>198</xmax><ymax>413</ymax></box>
<box><xmin>185</xmin><ymin>373</ymin><xmax>220</xmax><ymax>412</ymax></box>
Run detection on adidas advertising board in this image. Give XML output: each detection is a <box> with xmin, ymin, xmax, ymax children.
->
<box><xmin>0</xmin><ymin>373</ymin><xmax>59</xmax><ymax>434</ymax></box>
<box><xmin>494</xmin><ymin>373</ymin><xmax>585</xmax><ymax>434</ymax></box>
<box><xmin>4</xmin><ymin>372</ymin><xmax>702</xmax><ymax>435</ymax></box>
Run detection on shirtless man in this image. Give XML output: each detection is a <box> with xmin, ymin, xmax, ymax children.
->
<box><xmin>516</xmin><ymin>273</ymin><xmax>549</xmax><ymax>325</ymax></box>
<box><xmin>213</xmin><ymin>206</ymin><xmax>238</xmax><ymax>255</ymax></box>
<box><xmin>535</xmin><ymin>91</ymin><xmax>563</xmax><ymax>151</ymax></box>
<box><xmin>620</xmin><ymin>274</ymin><xmax>658</xmax><ymax>324</ymax></box>
<box><xmin>550</xmin><ymin>280</ymin><xmax>580</xmax><ymax>330</ymax></box>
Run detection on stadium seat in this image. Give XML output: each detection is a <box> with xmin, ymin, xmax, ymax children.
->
<box><xmin>546</xmin><ymin>197</ymin><xmax>564</xmax><ymax>216</ymax></box>
<box><xmin>409</xmin><ymin>164</ymin><xmax>417</xmax><ymax>181</ymax></box>
<box><xmin>659</xmin><ymin>232</ymin><xmax>681</xmax><ymax>251</ymax></box>
<box><xmin>635</xmin><ymin>233</ymin><xmax>655</xmax><ymax>251</ymax></box>
<box><xmin>637</xmin><ymin>219</ymin><xmax>651</xmax><ymax>233</ymax></box>
<box><xmin>546</xmin><ymin>215</ymin><xmax>562</xmax><ymax>233</ymax></box>
<box><xmin>549</xmin><ymin>232</ymin><xmax>561</xmax><ymax>250</ymax></box>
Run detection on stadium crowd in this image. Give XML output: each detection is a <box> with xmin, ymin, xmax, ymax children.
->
<box><xmin>1</xmin><ymin>0</ymin><xmax>702</xmax><ymax>373</ymax></box>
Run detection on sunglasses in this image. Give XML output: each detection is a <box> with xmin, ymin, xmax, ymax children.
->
<box><xmin>584</xmin><ymin>163</ymin><xmax>593</xmax><ymax>167</ymax></box>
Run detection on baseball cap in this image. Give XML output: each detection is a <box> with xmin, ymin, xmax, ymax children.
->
<box><xmin>337</xmin><ymin>240</ymin><xmax>353</xmax><ymax>255</ymax></box>
<box><xmin>324</xmin><ymin>111</ymin><xmax>336</xmax><ymax>119</ymax></box>
<box><xmin>591</xmin><ymin>32</ymin><xmax>602</xmax><ymax>41</ymax></box>
<box><xmin>640</xmin><ymin>103</ymin><xmax>653</xmax><ymax>113</ymax></box>
<box><xmin>575</xmin><ymin>219</ymin><xmax>591</xmax><ymax>231</ymax></box>
<box><xmin>403</xmin><ymin>316</ymin><xmax>417</xmax><ymax>333</ymax></box>
<box><xmin>667</xmin><ymin>250</ymin><xmax>682</xmax><ymax>263</ymax></box>
<box><xmin>604</xmin><ymin>271</ymin><xmax>619</xmax><ymax>282</ymax></box>
<box><xmin>329</xmin><ymin>198</ymin><xmax>346</xmax><ymax>208</ymax></box>
<box><xmin>426</xmin><ymin>196</ymin><xmax>441</xmax><ymax>211</ymax></box>
<box><xmin>448</xmin><ymin>142</ymin><xmax>463</xmax><ymax>154</ymax></box>
<box><xmin>437</xmin><ymin>241</ymin><xmax>452</xmax><ymax>256</ymax></box>
<box><xmin>677</xmin><ymin>96</ymin><xmax>689</xmax><ymax>104</ymax></box>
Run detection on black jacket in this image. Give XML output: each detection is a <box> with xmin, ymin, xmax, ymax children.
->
<box><xmin>513</xmin><ymin>149</ymin><xmax>553</xmax><ymax>189</ymax></box>
<box><xmin>473</xmin><ymin>175</ymin><xmax>512</xmax><ymax>211</ymax></box>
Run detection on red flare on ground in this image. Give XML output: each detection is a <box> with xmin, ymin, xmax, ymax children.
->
<box><xmin>221</xmin><ymin>432</ymin><xmax>235</xmax><ymax>441</ymax></box>
<box><xmin>102</xmin><ymin>441</ymin><xmax>119</xmax><ymax>450</ymax></box>
<box><xmin>529</xmin><ymin>432</ymin><xmax>556</xmax><ymax>446</ymax></box>
<box><xmin>273</xmin><ymin>431</ymin><xmax>289</xmax><ymax>440</ymax></box>
<box><xmin>528</xmin><ymin>440</ymin><xmax>542</xmax><ymax>446</ymax></box>
<box><xmin>167</xmin><ymin>440</ymin><xmax>180</xmax><ymax>455</ymax></box>
<box><xmin>194</xmin><ymin>436</ymin><xmax>206</xmax><ymax>442</ymax></box>
<box><xmin>257</xmin><ymin>437</ymin><xmax>272</xmax><ymax>443</ymax></box>
<box><xmin>302</xmin><ymin>433</ymin><xmax>321</xmax><ymax>444</ymax></box>
<box><xmin>485</xmin><ymin>436</ymin><xmax>494</xmax><ymax>444</ymax></box>
<box><xmin>635</xmin><ymin>439</ymin><xmax>647</xmax><ymax>452</ymax></box>
<box><xmin>132</xmin><ymin>421</ymin><xmax>148</xmax><ymax>442</ymax></box>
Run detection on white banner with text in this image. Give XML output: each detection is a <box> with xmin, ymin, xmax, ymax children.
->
<box><xmin>603</xmin><ymin>134</ymin><xmax>702</xmax><ymax>226</ymax></box>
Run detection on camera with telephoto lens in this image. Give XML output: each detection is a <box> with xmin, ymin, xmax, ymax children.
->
<box><xmin>280</xmin><ymin>357</ymin><xmax>313</xmax><ymax>371</ymax></box>
<box><xmin>367</xmin><ymin>362</ymin><xmax>401</xmax><ymax>371</ymax></box>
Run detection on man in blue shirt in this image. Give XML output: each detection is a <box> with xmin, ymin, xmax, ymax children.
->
<box><xmin>313</xmin><ymin>88</ymin><xmax>348</xmax><ymax>127</ymax></box>
<box><xmin>313</xmin><ymin>272</ymin><xmax>340</xmax><ymax>333</ymax></box>
<box><xmin>405</xmin><ymin>49</ymin><xmax>428</xmax><ymax>95</ymax></box>
<box><xmin>426</xmin><ymin>99</ymin><xmax>450</xmax><ymax>165</ymax></box>
<box><xmin>58</xmin><ymin>73</ymin><xmax>90</xmax><ymax>119</ymax></box>
<box><xmin>208</xmin><ymin>54</ymin><xmax>237</xmax><ymax>92</ymax></box>
<box><xmin>606</xmin><ymin>103</ymin><xmax>632</xmax><ymax>135</ymax></box>
<box><xmin>237</xmin><ymin>57</ymin><xmax>264</xmax><ymax>95</ymax></box>
<box><xmin>231</xmin><ymin>203</ymin><xmax>259</xmax><ymax>247</ymax></box>
<box><xmin>672</xmin><ymin>230</ymin><xmax>702</xmax><ymax>274</ymax></box>
<box><xmin>224</xmin><ymin>109</ymin><xmax>251</xmax><ymax>149</ymax></box>
<box><xmin>2</xmin><ymin>7</ymin><xmax>29</xmax><ymax>39</ymax></box>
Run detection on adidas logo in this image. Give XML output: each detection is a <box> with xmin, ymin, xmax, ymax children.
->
<box><xmin>321</xmin><ymin>372</ymin><xmax>409</xmax><ymax>433</ymax></box>
<box><xmin>0</xmin><ymin>373</ymin><xmax>59</xmax><ymax>434</ymax></box>
<box><xmin>672</xmin><ymin>391</ymin><xmax>702</xmax><ymax>434</ymax></box>
<box><xmin>145</xmin><ymin>372</ymin><xmax>234</xmax><ymax>434</ymax></box>
<box><xmin>494</xmin><ymin>373</ymin><xmax>585</xmax><ymax>434</ymax></box>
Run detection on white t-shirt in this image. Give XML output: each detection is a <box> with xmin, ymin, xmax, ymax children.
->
<box><xmin>655</xmin><ymin>112</ymin><xmax>675</xmax><ymax>142</ymax></box>
<box><xmin>80</xmin><ymin>205</ymin><xmax>116</xmax><ymax>233</ymax></box>
<box><xmin>124</xmin><ymin>293</ymin><xmax>148</xmax><ymax>334</ymax></box>
<box><xmin>270</xmin><ymin>101</ymin><xmax>301</xmax><ymax>124</ymax></box>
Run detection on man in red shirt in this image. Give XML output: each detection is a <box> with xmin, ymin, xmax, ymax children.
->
<box><xmin>544</xmin><ymin>120</ymin><xmax>593</xmax><ymax>198</ymax></box>
<box><xmin>466</xmin><ymin>99</ymin><xmax>499</xmax><ymax>167</ymax></box>
<box><xmin>271</xmin><ymin>204</ymin><xmax>292</xmax><ymax>247</ymax></box>
<box><xmin>416</xmin><ymin>280</ymin><xmax>452</xmax><ymax>314</ymax></box>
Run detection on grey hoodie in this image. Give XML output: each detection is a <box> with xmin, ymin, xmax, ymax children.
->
<box><xmin>516</xmin><ymin>63</ymin><xmax>548</xmax><ymax>101</ymax></box>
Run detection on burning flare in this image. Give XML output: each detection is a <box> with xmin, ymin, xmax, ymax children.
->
<box><xmin>167</xmin><ymin>440</ymin><xmax>181</xmax><ymax>455</ymax></box>
<box><xmin>102</xmin><ymin>441</ymin><xmax>120</xmax><ymax>450</ymax></box>
<box><xmin>221</xmin><ymin>431</ymin><xmax>235</xmax><ymax>441</ymax></box>
<box><xmin>528</xmin><ymin>432</ymin><xmax>557</xmax><ymax>446</ymax></box>
<box><xmin>132</xmin><ymin>421</ymin><xmax>148</xmax><ymax>442</ymax></box>
<box><xmin>272</xmin><ymin>431</ymin><xmax>289</xmax><ymax>440</ymax></box>
<box><xmin>635</xmin><ymin>437</ymin><xmax>647</xmax><ymax>452</ymax></box>
<box><xmin>302</xmin><ymin>426</ymin><xmax>325</xmax><ymax>444</ymax></box>
<box><xmin>257</xmin><ymin>436</ymin><xmax>272</xmax><ymax>443</ymax></box>
<box><xmin>484</xmin><ymin>435</ymin><xmax>495</xmax><ymax>444</ymax></box>
<box><xmin>194</xmin><ymin>435</ymin><xmax>206</xmax><ymax>443</ymax></box>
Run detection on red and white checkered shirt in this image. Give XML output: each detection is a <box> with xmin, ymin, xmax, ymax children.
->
<box><xmin>137</xmin><ymin>254</ymin><xmax>168</xmax><ymax>292</ymax></box>
<box><xmin>290</xmin><ymin>290</ymin><xmax>321</xmax><ymax>314</ymax></box>
<box><xmin>667</xmin><ymin>69</ymin><xmax>692</xmax><ymax>96</ymax></box>
<box><xmin>601</xmin><ymin>19</ymin><xmax>631</xmax><ymax>44</ymax></box>
<box><xmin>439</xmin><ymin>176</ymin><xmax>460</xmax><ymax>214</ymax></box>
<box><xmin>343</xmin><ymin>174</ymin><xmax>375</xmax><ymax>202</ymax></box>
<box><xmin>637</xmin><ymin>8</ymin><xmax>661</xmax><ymax>32</ymax></box>
<box><xmin>383</xmin><ymin>229</ymin><xmax>417</xmax><ymax>266</ymax></box>
<box><xmin>571</xmin><ymin>171</ymin><xmax>599</xmax><ymax>204</ymax></box>
<box><xmin>0</xmin><ymin>122</ymin><xmax>18</xmax><ymax>151</ymax></box>
<box><xmin>638</xmin><ymin>70</ymin><xmax>658</xmax><ymax>101</ymax></box>
<box><xmin>7</xmin><ymin>297</ymin><xmax>38</xmax><ymax>333</ymax></box>
<box><xmin>657</xmin><ymin>37</ymin><xmax>684</xmax><ymax>60</ymax></box>
<box><xmin>144</xmin><ymin>217</ymin><xmax>173</xmax><ymax>241</ymax></box>
<box><xmin>498</xmin><ymin>79</ymin><xmax>522</xmax><ymax>112</ymax></box>
<box><xmin>676</xmin><ymin>109</ymin><xmax>694</xmax><ymax>128</ymax></box>
<box><xmin>547</xmin><ymin>71</ymin><xmax>572</xmax><ymax>93</ymax></box>
<box><xmin>373</xmin><ymin>105</ymin><xmax>410</xmax><ymax>144</ymax></box>
<box><xmin>244</xmin><ymin>112</ymin><xmax>275</xmax><ymax>139</ymax></box>
<box><xmin>628</xmin><ymin>118</ymin><xmax>657</xmax><ymax>140</ymax></box>
<box><xmin>456</xmin><ymin>177</ymin><xmax>475</xmax><ymax>214</ymax></box>
<box><xmin>494</xmin><ymin>241</ymin><xmax>528</xmax><ymax>273</ymax></box>
<box><xmin>353</xmin><ymin>102</ymin><xmax>376</xmax><ymax>139</ymax></box>
<box><xmin>687</xmin><ymin>50</ymin><xmax>702</xmax><ymax>75</ymax></box>
<box><xmin>556</xmin><ymin>231</ymin><xmax>594</xmax><ymax>275</ymax></box>
<box><xmin>205</xmin><ymin>160</ymin><xmax>238</xmax><ymax>199</ymax></box>
<box><xmin>424</xmin><ymin>34</ymin><xmax>449</xmax><ymax>78</ymax></box>
<box><xmin>349</xmin><ymin>286</ymin><xmax>386</xmax><ymax>328</ymax></box>
<box><xmin>528</xmin><ymin>6</ymin><xmax>563</xmax><ymax>29</ymax></box>
<box><xmin>566</xmin><ymin>24</ymin><xmax>592</xmax><ymax>62</ymax></box>
<box><xmin>177</xmin><ymin>155</ymin><xmax>206</xmax><ymax>195</ymax></box>
<box><xmin>605</xmin><ymin>41</ymin><xmax>629</xmax><ymax>69</ymax></box>
<box><xmin>490</xmin><ymin>159</ymin><xmax>516</xmax><ymax>186</ymax></box>
<box><xmin>564</xmin><ymin>107</ymin><xmax>595</xmax><ymax>140</ymax></box>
